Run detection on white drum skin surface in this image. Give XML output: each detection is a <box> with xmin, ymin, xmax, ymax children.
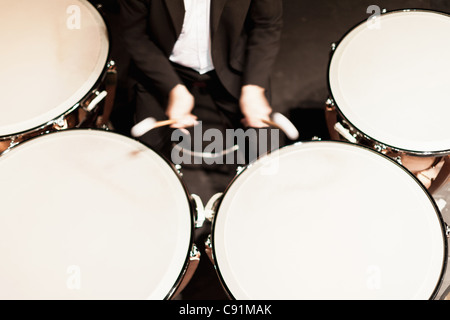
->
<box><xmin>329</xmin><ymin>11</ymin><xmax>450</xmax><ymax>154</ymax></box>
<box><xmin>0</xmin><ymin>130</ymin><xmax>193</xmax><ymax>300</ymax></box>
<box><xmin>0</xmin><ymin>0</ymin><xmax>109</xmax><ymax>136</ymax></box>
<box><xmin>212</xmin><ymin>142</ymin><xmax>447</xmax><ymax>300</ymax></box>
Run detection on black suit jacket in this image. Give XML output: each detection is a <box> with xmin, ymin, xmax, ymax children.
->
<box><xmin>118</xmin><ymin>0</ymin><xmax>283</xmax><ymax>101</ymax></box>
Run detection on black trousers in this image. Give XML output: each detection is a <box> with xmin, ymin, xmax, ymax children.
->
<box><xmin>131</xmin><ymin>63</ymin><xmax>281</xmax><ymax>169</ymax></box>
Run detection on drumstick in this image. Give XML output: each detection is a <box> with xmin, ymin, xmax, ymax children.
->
<box><xmin>262</xmin><ymin>119</ymin><xmax>281</xmax><ymax>129</ymax></box>
<box><xmin>263</xmin><ymin>113</ymin><xmax>300</xmax><ymax>141</ymax></box>
<box><xmin>132</xmin><ymin>113</ymin><xmax>300</xmax><ymax>141</ymax></box>
<box><xmin>152</xmin><ymin>119</ymin><xmax>178</xmax><ymax>129</ymax></box>
<box><xmin>131</xmin><ymin>118</ymin><xmax>178</xmax><ymax>137</ymax></box>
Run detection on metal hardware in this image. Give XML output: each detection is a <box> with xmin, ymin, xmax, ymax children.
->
<box><xmin>191</xmin><ymin>194</ymin><xmax>205</xmax><ymax>228</ymax></box>
<box><xmin>85</xmin><ymin>90</ymin><xmax>107</xmax><ymax>112</ymax></box>
<box><xmin>175</xmin><ymin>164</ymin><xmax>183</xmax><ymax>177</ymax></box>
<box><xmin>54</xmin><ymin>115</ymin><xmax>68</xmax><ymax>130</ymax></box>
<box><xmin>334</xmin><ymin>122</ymin><xmax>357</xmax><ymax>143</ymax></box>
<box><xmin>204</xmin><ymin>193</ymin><xmax>223</xmax><ymax>222</ymax></box>
<box><xmin>190</xmin><ymin>244</ymin><xmax>200</xmax><ymax>259</ymax></box>
<box><xmin>205</xmin><ymin>234</ymin><xmax>212</xmax><ymax>249</ymax></box>
<box><xmin>107</xmin><ymin>60</ymin><xmax>116</xmax><ymax>70</ymax></box>
<box><xmin>374</xmin><ymin>143</ymin><xmax>388</xmax><ymax>153</ymax></box>
<box><xmin>325</xmin><ymin>98</ymin><xmax>335</xmax><ymax>107</ymax></box>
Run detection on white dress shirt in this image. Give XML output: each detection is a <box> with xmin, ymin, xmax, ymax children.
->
<box><xmin>169</xmin><ymin>0</ymin><xmax>215</xmax><ymax>74</ymax></box>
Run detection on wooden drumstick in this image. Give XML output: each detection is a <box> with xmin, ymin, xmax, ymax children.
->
<box><xmin>132</xmin><ymin>113</ymin><xmax>300</xmax><ymax>141</ymax></box>
<box><xmin>262</xmin><ymin>119</ymin><xmax>281</xmax><ymax>129</ymax></box>
<box><xmin>152</xmin><ymin>119</ymin><xmax>178</xmax><ymax>129</ymax></box>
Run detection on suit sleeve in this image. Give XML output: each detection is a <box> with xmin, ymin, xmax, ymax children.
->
<box><xmin>118</xmin><ymin>0</ymin><xmax>181</xmax><ymax>96</ymax></box>
<box><xmin>242</xmin><ymin>0</ymin><xmax>283</xmax><ymax>91</ymax></box>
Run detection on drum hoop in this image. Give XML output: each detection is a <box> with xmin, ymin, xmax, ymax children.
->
<box><xmin>327</xmin><ymin>8</ymin><xmax>450</xmax><ymax>156</ymax></box>
<box><xmin>210</xmin><ymin>140</ymin><xmax>448</xmax><ymax>300</ymax></box>
<box><xmin>0</xmin><ymin>128</ymin><xmax>196</xmax><ymax>300</ymax></box>
<box><xmin>0</xmin><ymin>68</ymin><xmax>109</xmax><ymax>141</ymax></box>
<box><xmin>0</xmin><ymin>0</ymin><xmax>112</xmax><ymax>138</ymax></box>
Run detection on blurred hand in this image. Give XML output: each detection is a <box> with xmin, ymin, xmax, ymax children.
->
<box><xmin>166</xmin><ymin>84</ymin><xmax>198</xmax><ymax>128</ymax></box>
<box><xmin>239</xmin><ymin>85</ymin><xmax>272</xmax><ymax>128</ymax></box>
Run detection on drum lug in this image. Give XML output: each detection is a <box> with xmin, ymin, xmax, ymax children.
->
<box><xmin>325</xmin><ymin>98</ymin><xmax>335</xmax><ymax>109</ymax></box>
<box><xmin>393</xmin><ymin>156</ymin><xmax>403</xmax><ymax>165</ymax></box>
<box><xmin>331</xmin><ymin>43</ymin><xmax>337</xmax><ymax>51</ymax></box>
<box><xmin>236</xmin><ymin>166</ymin><xmax>245</xmax><ymax>174</ymax></box>
<box><xmin>205</xmin><ymin>234</ymin><xmax>212</xmax><ymax>249</ymax></box>
<box><xmin>374</xmin><ymin>143</ymin><xmax>388</xmax><ymax>153</ymax></box>
<box><xmin>107</xmin><ymin>60</ymin><xmax>116</xmax><ymax>71</ymax></box>
<box><xmin>175</xmin><ymin>164</ymin><xmax>183</xmax><ymax>177</ymax></box>
<box><xmin>190</xmin><ymin>243</ymin><xmax>200</xmax><ymax>259</ymax></box>
<box><xmin>53</xmin><ymin>116</ymin><xmax>68</xmax><ymax>130</ymax></box>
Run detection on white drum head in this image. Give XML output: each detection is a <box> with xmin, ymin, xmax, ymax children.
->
<box><xmin>0</xmin><ymin>0</ymin><xmax>109</xmax><ymax>136</ymax></box>
<box><xmin>212</xmin><ymin>142</ymin><xmax>446</xmax><ymax>300</ymax></box>
<box><xmin>329</xmin><ymin>11</ymin><xmax>450</xmax><ymax>153</ymax></box>
<box><xmin>0</xmin><ymin>130</ymin><xmax>192</xmax><ymax>300</ymax></box>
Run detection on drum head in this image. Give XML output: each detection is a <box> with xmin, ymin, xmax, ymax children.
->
<box><xmin>0</xmin><ymin>130</ymin><xmax>193</xmax><ymax>300</ymax></box>
<box><xmin>329</xmin><ymin>10</ymin><xmax>450</xmax><ymax>154</ymax></box>
<box><xmin>212</xmin><ymin>142</ymin><xmax>447</xmax><ymax>300</ymax></box>
<box><xmin>0</xmin><ymin>0</ymin><xmax>109</xmax><ymax>136</ymax></box>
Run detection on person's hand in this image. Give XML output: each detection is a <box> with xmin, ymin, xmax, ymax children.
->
<box><xmin>239</xmin><ymin>85</ymin><xmax>272</xmax><ymax>128</ymax></box>
<box><xmin>166</xmin><ymin>84</ymin><xmax>198</xmax><ymax>128</ymax></box>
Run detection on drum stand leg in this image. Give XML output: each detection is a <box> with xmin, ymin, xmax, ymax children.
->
<box><xmin>324</xmin><ymin>100</ymin><xmax>342</xmax><ymax>141</ymax></box>
<box><xmin>96</xmin><ymin>61</ymin><xmax>118</xmax><ymax>130</ymax></box>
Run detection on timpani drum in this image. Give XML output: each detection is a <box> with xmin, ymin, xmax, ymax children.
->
<box><xmin>0</xmin><ymin>130</ymin><xmax>196</xmax><ymax>300</ymax></box>
<box><xmin>326</xmin><ymin>10</ymin><xmax>450</xmax><ymax>192</ymax></box>
<box><xmin>208</xmin><ymin>141</ymin><xmax>447</xmax><ymax>300</ymax></box>
<box><xmin>0</xmin><ymin>0</ymin><xmax>112</xmax><ymax>154</ymax></box>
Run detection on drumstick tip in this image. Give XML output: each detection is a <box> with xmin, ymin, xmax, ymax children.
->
<box><xmin>131</xmin><ymin>117</ymin><xmax>157</xmax><ymax>138</ymax></box>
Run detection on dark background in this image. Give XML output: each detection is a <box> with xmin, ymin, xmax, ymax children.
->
<box><xmin>90</xmin><ymin>0</ymin><xmax>450</xmax><ymax>300</ymax></box>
